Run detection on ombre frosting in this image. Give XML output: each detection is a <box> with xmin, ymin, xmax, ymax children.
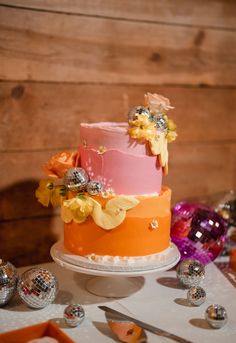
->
<box><xmin>36</xmin><ymin>92</ymin><xmax>176</xmax><ymax>261</ymax></box>
<box><xmin>79</xmin><ymin>122</ymin><xmax>162</xmax><ymax>195</ymax></box>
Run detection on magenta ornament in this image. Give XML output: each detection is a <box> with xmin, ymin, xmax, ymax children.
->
<box><xmin>171</xmin><ymin>202</ymin><xmax>229</xmax><ymax>265</ymax></box>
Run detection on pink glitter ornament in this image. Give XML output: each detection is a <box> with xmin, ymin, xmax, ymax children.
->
<box><xmin>171</xmin><ymin>202</ymin><xmax>228</xmax><ymax>265</ymax></box>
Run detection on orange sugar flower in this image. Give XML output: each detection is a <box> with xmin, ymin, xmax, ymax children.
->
<box><xmin>144</xmin><ymin>92</ymin><xmax>174</xmax><ymax>113</ymax></box>
<box><xmin>43</xmin><ymin>151</ymin><xmax>79</xmax><ymax>179</ymax></box>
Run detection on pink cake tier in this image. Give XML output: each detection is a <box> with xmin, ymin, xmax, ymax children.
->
<box><xmin>79</xmin><ymin>122</ymin><xmax>162</xmax><ymax>195</ymax></box>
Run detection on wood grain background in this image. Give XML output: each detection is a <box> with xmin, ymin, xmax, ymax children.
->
<box><xmin>0</xmin><ymin>0</ymin><xmax>235</xmax><ymax>266</ymax></box>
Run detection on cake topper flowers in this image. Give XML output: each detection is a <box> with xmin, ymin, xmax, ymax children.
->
<box><xmin>144</xmin><ymin>92</ymin><xmax>174</xmax><ymax>112</ymax></box>
<box><xmin>128</xmin><ymin>93</ymin><xmax>177</xmax><ymax>174</ymax></box>
<box><xmin>43</xmin><ymin>151</ymin><xmax>79</xmax><ymax>178</ymax></box>
<box><xmin>61</xmin><ymin>194</ymin><xmax>139</xmax><ymax>230</ymax></box>
<box><xmin>35</xmin><ymin>180</ymin><xmax>67</xmax><ymax>207</ymax></box>
<box><xmin>35</xmin><ymin>151</ymin><xmax>79</xmax><ymax>208</ymax></box>
<box><xmin>36</xmin><ymin>151</ymin><xmax>139</xmax><ymax>230</ymax></box>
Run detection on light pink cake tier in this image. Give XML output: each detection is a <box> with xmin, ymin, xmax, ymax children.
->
<box><xmin>79</xmin><ymin>122</ymin><xmax>162</xmax><ymax>195</ymax></box>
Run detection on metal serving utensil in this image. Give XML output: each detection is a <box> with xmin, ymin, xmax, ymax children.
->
<box><xmin>99</xmin><ymin>306</ymin><xmax>193</xmax><ymax>343</ymax></box>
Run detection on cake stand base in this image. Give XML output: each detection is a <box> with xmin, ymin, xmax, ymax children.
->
<box><xmin>86</xmin><ymin>276</ymin><xmax>144</xmax><ymax>298</ymax></box>
<box><xmin>50</xmin><ymin>241</ymin><xmax>180</xmax><ymax>298</ymax></box>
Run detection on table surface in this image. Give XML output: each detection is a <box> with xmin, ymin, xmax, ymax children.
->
<box><xmin>0</xmin><ymin>259</ymin><xmax>236</xmax><ymax>343</ymax></box>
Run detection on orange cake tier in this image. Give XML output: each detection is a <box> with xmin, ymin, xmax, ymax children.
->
<box><xmin>64</xmin><ymin>187</ymin><xmax>171</xmax><ymax>257</ymax></box>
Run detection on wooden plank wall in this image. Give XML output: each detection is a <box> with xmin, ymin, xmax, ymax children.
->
<box><xmin>0</xmin><ymin>0</ymin><xmax>236</xmax><ymax>266</ymax></box>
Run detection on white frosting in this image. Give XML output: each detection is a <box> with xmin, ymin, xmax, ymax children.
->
<box><xmin>86</xmin><ymin>244</ymin><xmax>173</xmax><ymax>266</ymax></box>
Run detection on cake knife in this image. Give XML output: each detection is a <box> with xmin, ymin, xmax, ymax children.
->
<box><xmin>99</xmin><ymin>306</ymin><xmax>193</xmax><ymax>343</ymax></box>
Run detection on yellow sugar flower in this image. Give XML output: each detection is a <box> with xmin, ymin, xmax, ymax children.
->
<box><xmin>149</xmin><ymin>132</ymin><xmax>168</xmax><ymax>168</ymax></box>
<box><xmin>90</xmin><ymin>196</ymin><xmax>139</xmax><ymax>230</ymax></box>
<box><xmin>166</xmin><ymin>117</ymin><xmax>177</xmax><ymax>143</ymax></box>
<box><xmin>167</xmin><ymin>118</ymin><xmax>176</xmax><ymax>131</ymax></box>
<box><xmin>129</xmin><ymin>114</ymin><xmax>153</xmax><ymax>128</ymax></box>
<box><xmin>35</xmin><ymin>180</ymin><xmax>54</xmax><ymax>207</ymax></box>
<box><xmin>61</xmin><ymin>194</ymin><xmax>139</xmax><ymax>230</ymax></box>
<box><xmin>166</xmin><ymin>130</ymin><xmax>177</xmax><ymax>143</ymax></box>
<box><xmin>35</xmin><ymin>180</ymin><xmax>67</xmax><ymax>208</ymax></box>
<box><xmin>61</xmin><ymin>195</ymin><xmax>94</xmax><ymax>223</ymax></box>
<box><xmin>127</xmin><ymin>98</ymin><xmax>177</xmax><ymax>175</ymax></box>
<box><xmin>129</xmin><ymin>126</ymin><xmax>156</xmax><ymax>141</ymax></box>
<box><xmin>50</xmin><ymin>186</ymin><xmax>67</xmax><ymax>207</ymax></box>
<box><xmin>129</xmin><ymin>115</ymin><xmax>156</xmax><ymax>141</ymax></box>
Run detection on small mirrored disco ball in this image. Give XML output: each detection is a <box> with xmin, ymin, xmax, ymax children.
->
<box><xmin>17</xmin><ymin>268</ymin><xmax>58</xmax><ymax>309</ymax></box>
<box><xmin>151</xmin><ymin>115</ymin><xmax>167</xmax><ymax>131</ymax></box>
<box><xmin>87</xmin><ymin>180</ymin><xmax>103</xmax><ymax>196</ymax></box>
<box><xmin>205</xmin><ymin>304</ymin><xmax>228</xmax><ymax>329</ymax></box>
<box><xmin>64</xmin><ymin>304</ymin><xmax>85</xmax><ymax>327</ymax></box>
<box><xmin>128</xmin><ymin>106</ymin><xmax>151</xmax><ymax>122</ymax></box>
<box><xmin>64</xmin><ymin>167</ymin><xmax>89</xmax><ymax>192</ymax></box>
<box><xmin>187</xmin><ymin>286</ymin><xmax>206</xmax><ymax>306</ymax></box>
<box><xmin>176</xmin><ymin>259</ymin><xmax>205</xmax><ymax>288</ymax></box>
<box><xmin>0</xmin><ymin>259</ymin><xmax>18</xmax><ymax>306</ymax></box>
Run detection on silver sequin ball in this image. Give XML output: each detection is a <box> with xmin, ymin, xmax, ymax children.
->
<box><xmin>187</xmin><ymin>286</ymin><xmax>206</xmax><ymax>306</ymax></box>
<box><xmin>128</xmin><ymin>106</ymin><xmax>151</xmax><ymax>122</ymax></box>
<box><xmin>176</xmin><ymin>259</ymin><xmax>205</xmax><ymax>288</ymax></box>
<box><xmin>205</xmin><ymin>304</ymin><xmax>228</xmax><ymax>329</ymax></box>
<box><xmin>17</xmin><ymin>267</ymin><xmax>58</xmax><ymax>309</ymax></box>
<box><xmin>64</xmin><ymin>167</ymin><xmax>89</xmax><ymax>192</ymax></box>
<box><xmin>0</xmin><ymin>259</ymin><xmax>18</xmax><ymax>306</ymax></box>
<box><xmin>87</xmin><ymin>180</ymin><xmax>103</xmax><ymax>196</ymax></box>
<box><xmin>64</xmin><ymin>304</ymin><xmax>85</xmax><ymax>327</ymax></box>
<box><xmin>151</xmin><ymin>115</ymin><xmax>167</xmax><ymax>131</ymax></box>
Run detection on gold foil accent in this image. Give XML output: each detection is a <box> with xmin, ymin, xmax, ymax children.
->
<box><xmin>97</xmin><ymin>145</ymin><xmax>107</xmax><ymax>154</ymax></box>
<box><xmin>149</xmin><ymin>218</ymin><xmax>159</xmax><ymax>230</ymax></box>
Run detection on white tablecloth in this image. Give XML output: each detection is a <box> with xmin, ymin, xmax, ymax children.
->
<box><xmin>0</xmin><ymin>260</ymin><xmax>236</xmax><ymax>342</ymax></box>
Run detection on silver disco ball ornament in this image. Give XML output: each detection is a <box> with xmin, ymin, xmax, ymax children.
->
<box><xmin>205</xmin><ymin>304</ymin><xmax>228</xmax><ymax>329</ymax></box>
<box><xmin>151</xmin><ymin>115</ymin><xmax>167</xmax><ymax>131</ymax></box>
<box><xmin>176</xmin><ymin>259</ymin><xmax>205</xmax><ymax>288</ymax></box>
<box><xmin>0</xmin><ymin>259</ymin><xmax>18</xmax><ymax>306</ymax></box>
<box><xmin>187</xmin><ymin>286</ymin><xmax>206</xmax><ymax>306</ymax></box>
<box><xmin>64</xmin><ymin>167</ymin><xmax>89</xmax><ymax>192</ymax></box>
<box><xmin>128</xmin><ymin>106</ymin><xmax>151</xmax><ymax>122</ymax></box>
<box><xmin>17</xmin><ymin>268</ymin><xmax>58</xmax><ymax>309</ymax></box>
<box><xmin>64</xmin><ymin>304</ymin><xmax>85</xmax><ymax>327</ymax></box>
<box><xmin>86</xmin><ymin>180</ymin><xmax>103</xmax><ymax>196</ymax></box>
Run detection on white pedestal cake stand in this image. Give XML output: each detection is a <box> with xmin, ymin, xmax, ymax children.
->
<box><xmin>50</xmin><ymin>241</ymin><xmax>180</xmax><ymax>298</ymax></box>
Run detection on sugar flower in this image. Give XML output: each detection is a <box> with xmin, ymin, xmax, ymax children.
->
<box><xmin>144</xmin><ymin>93</ymin><xmax>174</xmax><ymax>113</ymax></box>
<box><xmin>50</xmin><ymin>185</ymin><xmax>67</xmax><ymax>207</ymax></box>
<box><xmin>129</xmin><ymin>115</ymin><xmax>157</xmax><ymax>141</ymax></box>
<box><xmin>61</xmin><ymin>195</ymin><xmax>94</xmax><ymax>223</ymax></box>
<box><xmin>128</xmin><ymin>106</ymin><xmax>177</xmax><ymax>173</ymax></box>
<box><xmin>61</xmin><ymin>194</ymin><xmax>139</xmax><ymax>230</ymax></box>
<box><xmin>166</xmin><ymin>130</ymin><xmax>177</xmax><ymax>143</ymax></box>
<box><xmin>43</xmin><ymin>151</ymin><xmax>79</xmax><ymax>179</ymax></box>
<box><xmin>35</xmin><ymin>179</ymin><xmax>54</xmax><ymax>207</ymax></box>
<box><xmin>149</xmin><ymin>132</ymin><xmax>168</xmax><ymax>169</ymax></box>
<box><xmin>166</xmin><ymin>117</ymin><xmax>177</xmax><ymax>143</ymax></box>
<box><xmin>35</xmin><ymin>180</ymin><xmax>67</xmax><ymax>207</ymax></box>
<box><xmin>90</xmin><ymin>196</ymin><xmax>139</xmax><ymax>230</ymax></box>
